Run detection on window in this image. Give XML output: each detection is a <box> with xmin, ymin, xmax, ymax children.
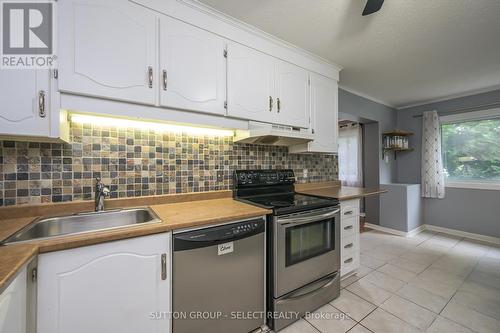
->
<box><xmin>440</xmin><ymin>108</ymin><xmax>500</xmax><ymax>189</ymax></box>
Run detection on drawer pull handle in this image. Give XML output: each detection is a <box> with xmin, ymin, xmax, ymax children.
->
<box><xmin>344</xmin><ymin>243</ymin><xmax>354</xmax><ymax>249</ymax></box>
<box><xmin>344</xmin><ymin>225</ymin><xmax>353</xmax><ymax>230</ymax></box>
<box><xmin>147</xmin><ymin>66</ymin><xmax>153</xmax><ymax>88</ymax></box>
<box><xmin>344</xmin><ymin>211</ymin><xmax>354</xmax><ymax>215</ymax></box>
<box><xmin>344</xmin><ymin>258</ymin><xmax>354</xmax><ymax>264</ymax></box>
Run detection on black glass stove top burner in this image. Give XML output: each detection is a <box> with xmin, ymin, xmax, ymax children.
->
<box><xmin>233</xmin><ymin>169</ymin><xmax>339</xmax><ymax>215</ymax></box>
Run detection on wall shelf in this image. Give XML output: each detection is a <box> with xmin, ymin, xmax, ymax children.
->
<box><xmin>382</xmin><ymin>130</ymin><xmax>414</xmax><ymax>159</ymax></box>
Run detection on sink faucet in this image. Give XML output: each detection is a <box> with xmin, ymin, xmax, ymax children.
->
<box><xmin>95</xmin><ymin>178</ymin><xmax>110</xmax><ymax>212</ymax></box>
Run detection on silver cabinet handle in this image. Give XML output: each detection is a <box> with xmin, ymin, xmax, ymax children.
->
<box><xmin>162</xmin><ymin>70</ymin><xmax>167</xmax><ymax>91</ymax></box>
<box><xmin>344</xmin><ymin>243</ymin><xmax>354</xmax><ymax>249</ymax></box>
<box><xmin>344</xmin><ymin>225</ymin><xmax>353</xmax><ymax>230</ymax></box>
<box><xmin>344</xmin><ymin>210</ymin><xmax>354</xmax><ymax>215</ymax></box>
<box><xmin>344</xmin><ymin>258</ymin><xmax>354</xmax><ymax>264</ymax></box>
<box><xmin>277</xmin><ymin>97</ymin><xmax>281</xmax><ymax>113</ymax></box>
<box><xmin>161</xmin><ymin>253</ymin><xmax>167</xmax><ymax>280</ymax></box>
<box><xmin>269</xmin><ymin>96</ymin><xmax>273</xmax><ymax>112</ymax></box>
<box><xmin>148</xmin><ymin>66</ymin><xmax>153</xmax><ymax>88</ymax></box>
<box><xmin>38</xmin><ymin>90</ymin><xmax>46</xmax><ymax>118</ymax></box>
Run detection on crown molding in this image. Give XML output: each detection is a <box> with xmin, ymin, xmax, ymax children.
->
<box><xmin>339</xmin><ymin>85</ymin><xmax>396</xmax><ymax>109</ymax></box>
<box><xmin>397</xmin><ymin>84</ymin><xmax>500</xmax><ymax>110</ymax></box>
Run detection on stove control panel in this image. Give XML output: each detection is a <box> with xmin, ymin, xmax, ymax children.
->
<box><xmin>234</xmin><ymin>169</ymin><xmax>295</xmax><ymax>186</ymax></box>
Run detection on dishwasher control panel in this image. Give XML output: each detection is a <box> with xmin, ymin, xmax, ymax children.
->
<box><xmin>174</xmin><ymin>218</ymin><xmax>265</xmax><ymax>251</ymax></box>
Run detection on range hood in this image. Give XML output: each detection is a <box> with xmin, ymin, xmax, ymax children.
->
<box><xmin>234</xmin><ymin>122</ymin><xmax>314</xmax><ymax>146</ymax></box>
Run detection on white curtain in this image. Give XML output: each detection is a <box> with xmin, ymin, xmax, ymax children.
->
<box><xmin>338</xmin><ymin>124</ymin><xmax>363</xmax><ymax>187</ymax></box>
<box><xmin>421</xmin><ymin>111</ymin><xmax>445</xmax><ymax>198</ymax></box>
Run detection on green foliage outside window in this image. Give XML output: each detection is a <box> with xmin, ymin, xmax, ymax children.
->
<box><xmin>441</xmin><ymin>118</ymin><xmax>500</xmax><ymax>182</ymax></box>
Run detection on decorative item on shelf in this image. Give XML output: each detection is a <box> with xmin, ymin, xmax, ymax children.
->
<box><xmin>382</xmin><ymin>130</ymin><xmax>414</xmax><ymax>159</ymax></box>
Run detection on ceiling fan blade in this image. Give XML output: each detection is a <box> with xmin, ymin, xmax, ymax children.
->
<box><xmin>362</xmin><ymin>0</ymin><xmax>385</xmax><ymax>16</ymax></box>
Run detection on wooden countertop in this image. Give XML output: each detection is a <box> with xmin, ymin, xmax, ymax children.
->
<box><xmin>0</xmin><ymin>196</ymin><xmax>270</xmax><ymax>292</ymax></box>
<box><xmin>296</xmin><ymin>184</ymin><xmax>387</xmax><ymax>200</ymax></box>
<box><xmin>0</xmin><ymin>244</ymin><xmax>37</xmax><ymax>293</ymax></box>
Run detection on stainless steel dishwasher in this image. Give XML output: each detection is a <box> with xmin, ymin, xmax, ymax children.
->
<box><xmin>173</xmin><ymin>217</ymin><xmax>266</xmax><ymax>333</ymax></box>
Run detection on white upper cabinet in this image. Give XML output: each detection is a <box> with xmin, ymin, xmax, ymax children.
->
<box><xmin>290</xmin><ymin>73</ymin><xmax>338</xmax><ymax>154</ymax></box>
<box><xmin>58</xmin><ymin>0</ymin><xmax>158</xmax><ymax>105</ymax></box>
<box><xmin>275</xmin><ymin>60</ymin><xmax>310</xmax><ymax>128</ymax></box>
<box><xmin>0</xmin><ymin>70</ymin><xmax>51</xmax><ymax>138</ymax></box>
<box><xmin>159</xmin><ymin>16</ymin><xmax>226</xmax><ymax>115</ymax></box>
<box><xmin>227</xmin><ymin>43</ymin><xmax>276</xmax><ymax>124</ymax></box>
<box><xmin>37</xmin><ymin>233</ymin><xmax>171</xmax><ymax>333</ymax></box>
<box><xmin>227</xmin><ymin>42</ymin><xmax>310</xmax><ymax>128</ymax></box>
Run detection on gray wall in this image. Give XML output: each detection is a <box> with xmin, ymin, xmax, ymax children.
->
<box><xmin>397</xmin><ymin>89</ymin><xmax>500</xmax><ymax>237</ymax></box>
<box><xmin>339</xmin><ymin>89</ymin><xmax>397</xmax><ymax>225</ymax></box>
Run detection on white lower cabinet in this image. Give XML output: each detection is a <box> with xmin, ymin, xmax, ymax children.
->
<box><xmin>37</xmin><ymin>233</ymin><xmax>171</xmax><ymax>333</ymax></box>
<box><xmin>0</xmin><ymin>266</ymin><xmax>27</xmax><ymax>333</ymax></box>
<box><xmin>340</xmin><ymin>199</ymin><xmax>361</xmax><ymax>278</ymax></box>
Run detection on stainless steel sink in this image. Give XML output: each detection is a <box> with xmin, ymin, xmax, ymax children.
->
<box><xmin>2</xmin><ymin>208</ymin><xmax>161</xmax><ymax>244</ymax></box>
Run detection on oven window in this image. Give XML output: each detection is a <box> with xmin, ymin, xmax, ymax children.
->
<box><xmin>285</xmin><ymin>219</ymin><xmax>334</xmax><ymax>267</ymax></box>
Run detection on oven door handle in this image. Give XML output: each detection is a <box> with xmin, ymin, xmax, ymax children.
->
<box><xmin>276</xmin><ymin>273</ymin><xmax>338</xmax><ymax>303</ymax></box>
<box><xmin>276</xmin><ymin>209</ymin><xmax>340</xmax><ymax>226</ymax></box>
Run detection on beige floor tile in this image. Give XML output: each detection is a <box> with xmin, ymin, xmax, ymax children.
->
<box><xmin>426</xmin><ymin>316</ymin><xmax>475</xmax><ymax>333</ymax></box>
<box><xmin>305</xmin><ymin>304</ymin><xmax>357</xmax><ymax>333</ymax></box>
<box><xmin>441</xmin><ymin>299</ymin><xmax>500</xmax><ymax>333</ymax></box>
<box><xmin>348</xmin><ymin>324</ymin><xmax>373</xmax><ymax>333</ymax></box>
<box><xmin>466</xmin><ymin>270</ymin><xmax>500</xmax><ymax>291</ymax></box>
<box><xmin>278</xmin><ymin>318</ymin><xmax>319</xmax><ymax>333</ymax></box>
<box><xmin>340</xmin><ymin>265</ymin><xmax>374</xmax><ymax>288</ymax></box>
<box><xmin>460</xmin><ymin>280</ymin><xmax>500</xmax><ymax>302</ymax></box>
<box><xmin>360</xmin><ymin>270</ymin><xmax>406</xmax><ymax>293</ymax></box>
<box><xmin>452</xmin><ymin>290</ymin><xmax>500</xmax><ymax>321</ymax></box>
<box><xmin>424</xmin><ymin>233</ymin><xmax>462</xmax><ymax>249</ymax></box>
<box><xmin>330</xmin><ymin>289</ymin><xmax>376</xmax><ymax>321</ymax></box>
<box><xmin>365</xmin><ymin>245</ymin><xmax>401</xmax><ymax>262</ymax></box>
<box><xmin>418</xmin><ymin>267</ymin><xmax>465</xmax><ymax>288</ymax></box>
<box><xmin>397</xmin><ymin>284</ymin><xmax>449</xmax><ymax>314</ymax></box>
<box><xmin>360</xmin><ymin>254</ymin><xmax>386</xmax><ymax>269</ymax></box>
<box><xmin>377</xmin><ymin>264</ymin><xmax>417</xmax><ymax>282</ymax></box>
<box><xmin>380</xmin><ymin>295</ymin><xmax>437</xmax><ymax>330</ymax></box>
<box><xmin>407</xmin><ymin>276</ymin><xmax>458</xmax><ymax>299</ymax></box>
<box><xmin>361</xmin><ymin>308</ymin><xmax>423</xmax><ymax>333</ymax></box>
<box><xmin>389</xmin><ymin>257</ymin><xmax>430</xmax><ymax>274</ymax></box>
<box><xmin>346</xmin><ymin>279</ymin><xmax>393</xmax><ymax>306</ymax></box>
<box><xmin>476</xmin><ymin>257</ymin><xmax>500</xmax><ymax>277</ymax></box>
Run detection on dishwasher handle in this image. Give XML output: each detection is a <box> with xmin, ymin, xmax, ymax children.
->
<box><xmin>174</xmin><ymin>218</ymin><xmax>265</xmax><ymax>251</ymax></box>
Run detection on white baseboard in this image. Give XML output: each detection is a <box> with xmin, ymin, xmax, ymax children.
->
<box><xmin>424</xmin><ymin>224</ymin><xmax>500</xmax><ymax>245</ymax></box>
<box><xmin>365</xmin><ymin>223</ymin><xmax>500</xmax><ymax>245</ymax></box>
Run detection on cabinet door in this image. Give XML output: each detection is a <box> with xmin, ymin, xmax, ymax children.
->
<box><xmin>275</xmin><ymin>60</ymin><xmax>310</xmax><ymax>128</ymax></box>
<box><xmin>0</xmin><ymin>70</ymin><xmax>50</xmax><ymax>137</ymax></box>
<box><xmin>37</xmin><ymin>233</ymin><xmax>171</xmax><ymax>333</ymax></box>
<box><xmin>309</xmin><ymin>73</ymin><xmax>338</xmax><ymax>153</ymax></box>
<box><xmin>159</xmin><ymin>16</ymin><xmax>226</xmax><ymax>115</ymax></box>
<box><xmin>227</xmin><ymin>43</ymin><xmax>276</xmax><ymax>123</ymax></box>
<box><xmin>0</xmin><ymin>266</ymin><xmax>27</xmax><ymax>333</ymax></box>
<box><xmin>58</xmin><ymin>0</ymin><xmax>157</xmax><ymax>105</ymax></box>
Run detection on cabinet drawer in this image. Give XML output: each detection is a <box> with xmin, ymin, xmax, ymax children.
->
<box><xmin>341</xmin><ymin>256</ymin><xmax>359</xmax><ymax>277</ymax></box>
<box><xmin>341</xmin><ymin>216</ymin><xmax>358</xmax><ymax>238</ymax></box>
<box><xmin>341</xmin><ymin>199</ymin><xmax>360</xmax><ymax>218</ymax></box>
<box><xmin>341</xmin><ymin>234</ymin><xmax>358</xmax><ymax>258</ymax></box>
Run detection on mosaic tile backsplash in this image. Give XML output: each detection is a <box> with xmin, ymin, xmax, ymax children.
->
<box><xmin>0</xmin><ymin>121</ymin><xmax>338</xmax><ymax>206</ymax></box>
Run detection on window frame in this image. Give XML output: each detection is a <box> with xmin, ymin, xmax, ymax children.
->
<box><xmin>440</xmin><ymin>107</ymin><xmax>500</xmax><ymax>191</ymax></box>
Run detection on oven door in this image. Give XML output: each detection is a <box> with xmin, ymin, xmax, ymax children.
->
<box><xmin>274</xmin><ymin>207</ymin><xmax>340</xmax><ymax>298</ymax></box>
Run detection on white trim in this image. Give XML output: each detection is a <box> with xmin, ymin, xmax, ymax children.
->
<box><xmin>397</xmin><ymin>84</ymin><xmax>500</xmax><ymax>110</ymax></box>
<box><xmin>445</xmin><ymin>182</ymin><xmax>500</xmax><ymax>191</ymax></box>
<box><xmin>365</xmin><ymin>223</ymin><xmax>500</xmax><ymax>245</ymax></box>
<box><xmin>440</xmin><ymin>107</ymin><xmax>500</xmax><ymax>123</ymax></box>
<box><xmin>339</xmin><ymin>85</ymin><xmax>396</xmax><ymax>109</ymax></box>
<box><xmin>365</xmin><ymin>223</ymin><xmax>417</xmax><ymax>237</ymax></box>
<box><xmin>425</xmin><ymin>224</ymin><xmax>500</xmax><ymax>245</ymax></box>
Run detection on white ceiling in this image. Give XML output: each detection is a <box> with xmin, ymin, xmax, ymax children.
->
<box><xmin>197</xmin><ymin>0</ymin><xmax>500</xmax><ymax>108</ymax></box>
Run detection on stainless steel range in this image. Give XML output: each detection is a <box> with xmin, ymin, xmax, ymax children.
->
<box><xmin>234</xmin><ymin>169</ymin><xmax>341</xmax><ymax>331</ymax></box>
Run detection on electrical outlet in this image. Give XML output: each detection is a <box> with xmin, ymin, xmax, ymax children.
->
<box><xmin>217</xmin><ymin>171</ymin><xmax>224</xmax><ymax>183</ymax></box>
<box><xmin>303</xmin><ymin>169</ymin><xmax>308</xmax><ymax>178</ymax></box>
